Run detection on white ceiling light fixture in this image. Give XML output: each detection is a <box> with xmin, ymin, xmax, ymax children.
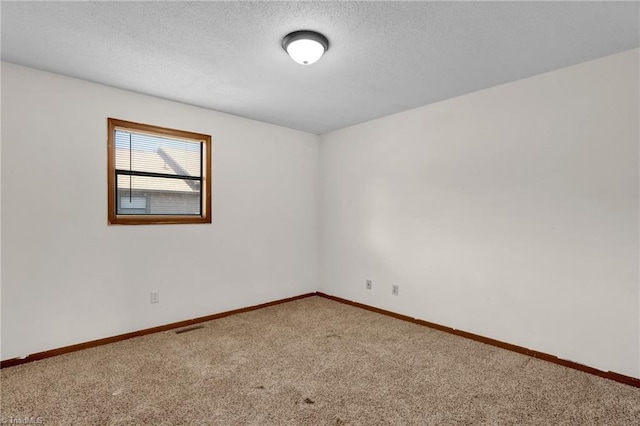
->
<box><xmin>282</xmin><ymin>30</ymin><xmax>329</xmax><ymax>65</ymax></box>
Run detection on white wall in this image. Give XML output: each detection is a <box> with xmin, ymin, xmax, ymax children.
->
<box><xmin>1</xmin><ymin>63</ymin><xmax>320</xmax><ymax>360</ymax></box>
<box><xmin>320</xmin><ymin>49</ymin><xmax>640</xmax><ymax>378</ymax></box>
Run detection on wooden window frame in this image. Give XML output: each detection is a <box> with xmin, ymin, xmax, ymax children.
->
<box><xmin>107</xmin><ymin>118</ymin><xmax>212</xmax><ymax>225</ymax></box>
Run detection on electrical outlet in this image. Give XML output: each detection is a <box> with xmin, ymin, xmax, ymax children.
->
<box><xmin>392</xmin><ymin>285</ymin><xmax>399</xmax><ymax>296</ymax></box>
<box><xmin>366</xmin><ymin>280</ymin><xmax>372</xmax><ymax>290</ymax></box>
<box><xmin>150</xmin><ymin>291</ymin><xmax>160</xmax><ymax>304</ymax></box>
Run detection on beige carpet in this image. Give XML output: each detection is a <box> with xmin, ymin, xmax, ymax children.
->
<box><xmin>2</xmin><ymin>296</ymin><xmax>639</xmax><ymax>425</ymax></box>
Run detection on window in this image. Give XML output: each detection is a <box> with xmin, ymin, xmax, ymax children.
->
<box><xmin>107</xmin><ymin>118</ymin><xmax>211</xmax><ymax>225</ymax></box>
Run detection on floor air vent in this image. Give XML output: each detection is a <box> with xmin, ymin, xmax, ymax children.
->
<box><xmin>175</xmin><ymin>326</ymin><xmax>204</xmax><ymax>334</ymax></box>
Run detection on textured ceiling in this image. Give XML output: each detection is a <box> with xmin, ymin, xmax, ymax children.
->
<box><xmin>2</xmin><ymin>1</ymin><xmax>639</xmax><ymax>135</ymax></box>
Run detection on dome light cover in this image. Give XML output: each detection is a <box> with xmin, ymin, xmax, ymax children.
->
<box><xmin>282</xmin><ymin>30</ymin><xmax>329</xmax><ymax>65</ymax></box>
